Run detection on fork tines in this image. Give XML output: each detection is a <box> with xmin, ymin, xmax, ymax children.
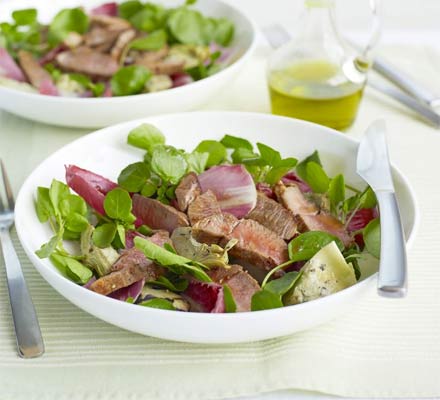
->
<box><xmin>0</xmin><ymin>160</ymin><xmax>14</xmax><ymax>211</ymax></box>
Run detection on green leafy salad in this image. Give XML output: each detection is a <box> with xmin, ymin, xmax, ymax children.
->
<box><xmin>34</xmin><ymin>124</ymin><xmax>381</xmax><ymax>313</ymax></box>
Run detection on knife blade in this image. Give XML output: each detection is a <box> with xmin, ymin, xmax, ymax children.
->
<box><xmin>357</xmin><ymin>120</ymin><xmax>407</xmax><ymax>297</ymax></box>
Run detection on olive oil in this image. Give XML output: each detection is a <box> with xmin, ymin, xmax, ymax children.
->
<box><xmin>269</xmin><ymin>60</ymin><xmax>364</xmax><ymax>130</ymax></box>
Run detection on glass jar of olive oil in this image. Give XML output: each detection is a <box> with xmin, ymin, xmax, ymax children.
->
<box><xmin>268</xmin><ymin>0</ymin><xmax>380</xmax><ymax>130</ymax></box>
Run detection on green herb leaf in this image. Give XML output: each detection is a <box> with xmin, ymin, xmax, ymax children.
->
<box><xmin>328</xmin><ymin>174</ymin><xmax>345</xmax><ymax>211</ymax></box>
<box><xmin>50</xmin><ymin>254</ymin><xmax>92</xmax><ymax>284</ymax></box>
<box><xmin>220</xmin><ymin>134</ymin><xmax>253</xmax><ymax>150</ymax></box>
<box><xmin>251</xmin><ymin>290</ymin><xmax>283</xmax><ymax>311</ymax></box>
<box><xmin>127</xmin><ymin>123</ymin><xmax>165</xmax><ymax>152</ymax></box>
<box><xmin>151</xmin><ymin>275</ymin><xmax>188</xmax><ymax>292</ymax></box>
<box><xmin>130</xmin><ymin>29</ymin><xmax>167</xmax><ymax>50</ymax></box>
<box><xmin>12</xmin><ymin>9</ymin><xmax>38</xmax><ymax>26</ymax></box>
<box><xmin>110</xmin><ymin>65</ymin><xmax>151</xmax><ymax>96</ymax></box>
<box><xmin>223</xmin><ymin>284</ymin><xmax>237</xmax><ymax>313</ymax></box>
<box><xmin>116</xmin><ymin>224</ymin><xmax>126</xmax><ymax>248</ymax></box>
<box><xmin>359</xmin><ymin>187</ymin><xmax>377</xmax><ymax>209</ymax></box>
<box><xmin>194</xmin><ymin>140</ymin><xmax>227</xmax><ymax>167</ymax></box>
<box><xmin>363</xmin><ymin>218</ymin><xmax>380</xmax><ymax>258</ymax></box>
<box><xmin>213</xmin><ymin>17</ymin><xmax>234</xmax><ymax>46</ymax></box>
<box><xmin>151</xmin><ymin>145</ymin><xmax>188</xmax><ymax>185</ymax></box>
<box><xmin>137</xmin><ymin>225</ymin><xmax>153</xmax><ymax>236</ymax></box>
<box><xmin>59</xmin><ymin>194</ymin><xmax>87</xmax><ymax>218</ymax></box>
<box><xmin>305</xmin><ymin>161</ymin><xmax>330</xmax><ymax>193</ymax></box>
<box><xmin>288</xmin><ymin>231</ymin><xmax>344</xmax><ymax>262</ymax></box>
<box><xmin>118</xmin><ymin>0</ymin><xmax>143</xmax><ymax>20</ymax></box>
<box><xmin>296</xmin><ymin>150</ymin><xmax>322</xmax><ymax>181</ymax></box>
<box><xmin>264</xmin><ymin>271</ymin><xmax>302</xmax><ymax>296</ymax></box>
<box><xmin>48</xmin><ymin>8</ymin><xmax>89</xmax><ymax>45</ymax></box>
<box><xmin>139</xmin><ymin>298</ymin><xmax>176</xmax><ymax>310</ymax></box>
<box><xmin>141</xmin><ymin>181</ymin><xmax>157</xmax><ymax>197</ymax></box>
<box><xmin>36</xmin><ymin>235</ymin><xmax>59</xmax><ymax>259</ymax></box>
<box><xmin>93</xmin><ymin>223</ymin><xmax>117</xmax><ymax>248</ymax></box>
<box><xmin>49</xmin><ymin>180</ymin><xmax>70</xmax><ymax>216</ymax></box>
<box><xmin>168</xmin><ymin>8</ymin><xmax>205</xmax><ymax>45</ymax></box>
<box><xmin>118</xmin><ymin>162</ymin><xmax>150</xmax><ymax>192</ymax></box>
<box><xmin>257</xmin><ymin>143</ymin><xmax>282</xmax><ymax>166</ymax></box>
<box><xmin>103</xmin><ymin>188</ymin><xmax>134</xmax><ymax>222</ymax></box>
<box><xmin>65</xmin><ymin>212</ymin><xmax>89</xmax><ymax>233</ymax></box>
<box><xmin>231</xmin><ymin>147</ymin><xmax>260</xmax><ymax>164</ymax></box>
<box><xmin>185</xmin><ymin>151</ymin><xmax>209</xmax><ymax>174</ymax></box>
<box><xmin>35</xmin><ymin>187</ymin><xmax>54</xmax><ymax>222</ymax></box>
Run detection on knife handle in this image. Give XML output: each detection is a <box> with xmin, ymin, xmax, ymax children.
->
<box><xmin>376</xmin><ymin>191</ymin><xmax>408</xmax><ymax>298</ymax></box>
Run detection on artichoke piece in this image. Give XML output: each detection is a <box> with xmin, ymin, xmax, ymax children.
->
<box><xmin>168</xmin><ymin>44</ymin><xmax>210</xmax><ymax>69</ymax></box>
<box><xmin>284</xmin><ymin>241</ymin><xmax>356</xmax><ymax>305</ymax></box>
<box><xmin>171</xmin><ymin>227</ymin><xmax>236</xmax><ymax>268</ymax></box>
<box><xmin>80</xmin><ymin>225</ymin><xmax>120</xmax><ymax>277</ymax></box>
<box><xmin>145</xmin><ymin>74</ymin><xmax>172</xmax><ymax>92</ymax></box>
<box><xmin>140</xmin><ymin>285</ymin><xmax>190</xmax><ymax>311</ymax></box>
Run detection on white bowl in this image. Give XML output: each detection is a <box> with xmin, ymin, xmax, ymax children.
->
<box><xmin>0</xmin><ymin>0</ymin><xmax>257</xmax><ymax>128</ymax></box>
<box><xmin>15</xmin><ymin>112</ymin><xmax>419</xmax><ymax>343</ymax></box>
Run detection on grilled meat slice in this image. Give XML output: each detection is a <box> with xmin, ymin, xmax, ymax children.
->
<box><xmin>246</xmin><ymin>192</ymin><xmax>297</xmax><ymax>240</ymax></box>
<box><xmin>192</xmin><ymin>213</ymin><xmax>238</xmax><ymax>245</ymax></box>
<box><xmin>274</xmin><ymin>182</ymin><xmax>318</xmax><ymax>216</ymax></box>
<box><xmin>90</xmin><ymin>14</ymin><xmax>132</xmax><ymax>31</ymax></box>
<box><xmin>90</xmin><ymin>248</ymin><xmax>163</xmax><ymax>295</ymax></box>
<box><xmin>84</xmin><ymin>27</ymin><xmax>121</xmax><ymax>50</ymax></box>
<box><xmin>223</xmin><ymin>219</ymin><xmax>288</xmax><ymax>271</ymax></box>
<box><xmin>18</xmin><ymin>50</ymin><xmax>53</xmax><ymax>88</ymax></box>
<box><xmin>55</xmin><ymin>47</ymin><xmax>119</xmax><ymax>78</ymax></box>
<box><xmin>175</xmin><ymin>172</ymin><xmax>201</xmax><ymax>212</ymax></box>
<box><xmin>188</xmin><ymin>190</ymin><xmax>221</xmax><ymax>225</ymax></box>
<box><xmin>208</xmin><ymin>264</ymin><xmax>260</xmax><ymax>312</ymax></box>
<box><xmin>111</xmin><ymin>29</ymin><xmax>137</xmax><ymax>60</ymax></box>
<box><xmin>296</xmin><ymin>213</ymin><xmax>354</xmax><ymax>247</ymax></box>
<box><xmin>132</xmin><ymin>194</ymin><xmax>189</xmax><ymax>233</ymax></box>
<box><xmin>135</xmin><ymin>53</ymin><xmax>184</xmax><ymax>75</ymax></box>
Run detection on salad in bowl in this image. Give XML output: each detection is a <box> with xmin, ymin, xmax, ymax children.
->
<box><xmin>34</xmin><ymin>123</ymin><xmax>381</xmax><ymax>313</ymax></box>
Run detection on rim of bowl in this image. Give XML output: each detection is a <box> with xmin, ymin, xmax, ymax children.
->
<box><xmin>15</xmin><ymin>111</ymin><xmax>420</xmax><ymax>320</ymax></box>
<box><xmin>0</xmin><ymin>0</ymin><xmax>259</xmax><ymax>104</ymax></box>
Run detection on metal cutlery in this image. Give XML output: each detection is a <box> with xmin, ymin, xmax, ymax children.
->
<box><xmin>0</xmin><ymin>160</ymin><xmax>44</xmax><ymax>358</ymax></box>
<box><xmin>356</xmin><ymin>121</ymin><xmax>407</xmax><ymax>298</ymax></box>
<box><xmin>262</xmin><ymin>24</ymin><xmax>440</xmax><ymax>128</ymax></box>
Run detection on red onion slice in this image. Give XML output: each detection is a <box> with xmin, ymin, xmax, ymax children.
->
<box><xmin>90</xmin><ymin>2</ymin><xmax>118</xmax><ymax>16</ymax></box>
<box><xmin>198</xmin><ymin>164</ymin><xmax>257</xmax><ymax>218</ymax></box>
<box><xmin>0</xmin><ymin>48</ymin><xmax>26</xmax><ymax>82</ymax></box>
<box><xmin>108</xmin><ymin>278</ymin><xmax>145</xmax><ymax>302</ymax></box>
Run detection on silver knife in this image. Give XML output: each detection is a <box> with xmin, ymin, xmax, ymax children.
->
<box><xmin>356</xmin><ymin>120</ymin><xmax>407</xmax><ymax>298</ymax></box>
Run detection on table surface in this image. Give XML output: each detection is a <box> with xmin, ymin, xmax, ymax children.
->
<box><xmin>1</xmin><ymin>1</ymin><xmax>440</xmax><ymax>400</ymax></box>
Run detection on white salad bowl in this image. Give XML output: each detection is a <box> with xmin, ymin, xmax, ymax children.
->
<box><xmin>15</xmin><ymin>112</ymin><xmax>419</xmax><ymax>343</ymax></box>
<box><xmin>0</xmin><ymin>0</ymin><xmax>257</xmax><ymax>128</ymax></box>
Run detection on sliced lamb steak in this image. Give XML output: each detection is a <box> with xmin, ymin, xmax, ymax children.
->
<box><xmin>188</xmin><ymin>190</ymin><xmax>221</xmax><ymax>225</ymax></box>
<box><xmin>274</xmin><ymin>182</ymin><xmax>318</xmax><ymax>216</ymax></box>
<box><xmin>208</xmin><ymin>264</ymin><xmax>260</xmax><ymax>312</ymax></box>
<box><xmin>90</xmin><ymin>14</ymin><xmax>132</xmax><ymax>31</ymax></box>
<box><xmin>111</xmin><ymin>29</ymin><xmax>137</xmax><ymax>60</ymax></box>
<box><xmin>223</xmin><ymin>219</ymin><xmax>288</xmax><ymax>271</ymax></box>
<box><xmin>192</xmin><ymin>213</ymin><xmax>238</xmax><ymax>245</ymax></box>
<box><xmin>55</xmin><ymin>47</ymin><xmax>119</xmax><ymax>78</ymax></box>
<box><xmin>90</xmin><ymin>248</ymin><xmax>163</xmax><ymax>295</ymax></box>
<box><xmin>246</xmin><ymin>192</ymin><xmax>297</xmax><ymax>240</ymax></box>
<box><xmin>18</xmin><ymin>50</ymin><xmax>53</xmax><ymax>88</ymax></box>
<box><xmin>132</xmin><ymin>194</ymin><xmax>189</xmax><ymax>233</ymax></box>
<box><xmin>175</xmin><ymin>172</ymin><xmax>201</xmax><ymax>212</ymax></box>
<box><xmin>84</xmin><ymin>27</ymin><xmax>121</xmax><ymax>49</ymax></box>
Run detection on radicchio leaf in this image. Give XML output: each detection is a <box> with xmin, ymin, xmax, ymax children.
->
<box><xmin>184</xmin><ymin>279</ymin><xmax>225</xmax><ymax>313</ymax></box>
<box><xmin>90</xmin><ymin>2</ymin><xmax>118</xmax><ymax>16</ymax></box>
<box><xmin>282</xmin><ymin>172</ymin><xmax>312</xmax><ymax>193</ymax></box>
<box><xmin>0</xmin><ymin>48</ymin><xmax>26</xmax><ymax>82</ymax></box>
<box><xmin>108</xmin><ymin>278</ymin><xmax>145</xmax><ymax>302</ymax></box>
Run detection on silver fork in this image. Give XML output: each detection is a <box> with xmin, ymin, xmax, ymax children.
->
<box><xmin>0</xmin><ymin>160</ymin><xmax>44</xmax><ymax>358</ymax></box>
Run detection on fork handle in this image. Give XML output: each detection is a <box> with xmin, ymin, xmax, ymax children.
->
<box><xmin>0</xmin><ymin>228</ymin><xmax>44</xmax><ymax>358</ymax></box>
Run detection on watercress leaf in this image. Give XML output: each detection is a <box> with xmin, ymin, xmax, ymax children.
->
<box><xmin>49</xmin><ymin>8</ymin><xmax>89</xmax><ymax>45</ymax></box>
<box><xmin>118</xmin><ymin>162</ymin><xmax>150</xmax><ymax>192</ymax></box>
<box><xmin>103</xmin><ymin>188</ymin><xmax>133</xmax><ymax>221</ymax></box>
<box><xmin>288</xmin><ymin>231</ymin><xmax>344</xmax><ymax>262</ymax></box>
<box><xmin>141</xmin><ymin>181</ymin><xmax>157</xmax><ymax>197</ymax></box>
<box><xmin>363</xmin><ymin>218</ymin><xmax>380</xmax><ymax>258</ymax></box>
<box><xmin>130</xmin><ymin>29</ymin><xmax>167</xmax><ymax>50</ymax></box>
<box><xmin>265</xmin><ymin>166</ymin><xmax>293</xmax><ymax>185</ymax></box>
<box><xmin>118</xmin><ymin>0</ymin><xmax>143</xmax><ymax>20</ymax></box>
<box><xmin>220</xmin><ymin>134</ymin><xmax>253</xmax><ymax>150</ymax></box>
<box><xmin>168</xmin><ymin>8</ymin><xmax>205</xmax><ymax>45</ymax></box>
<box><xmin>231</xmin><ymin>147</ymin><xmax>260</xmax><ymax>164</ymax></box>
<box><xmin>151</xmin><ymin>145</ymin><xmax>187</xmax><ymax>185</ymax></box>
<box><xmin>359</xmin><ymin>186</ymin><xmax>377</xmax><ymax>209</ymax></box>
<box><xmin>305</xmin><ymin>161</ymin><xmax>330</xmax><ymax>193</ymax></box>
<box><xmin>60</xmin><ymin>194</ymin><xmax>87</xmax><ymax>217</ymax></box>
<box><xmin>328</xmin><ymin>174</ymin><xmax>345</xmax><ymax>211</ymax></box>
<box><xmin>278</xmin><ymin>157</ymin><xmax>298</xmax><ymax>169</ymax></box>
<box><xmin>65</xmin><ymin>257</ymin><xmax>93</xmax><ymax>284</ymax></box>
<box><xmin>50</xmin><ymin>253</ymin><xmax>69</xmax><ymax>277</ymax></box>
<box><xmin>139</xmin><ymin>298</ymin><xmax>176</xmax><ymax>310</ymax></box>
<box><xmin>185</xmin><ymin>151</ymin><xmax>209</xmax><ymax>174</ymax></box>
<box><xmin>151</xmin><ymin>275</ymin><xmax>188</xmax><ymax>292</ymax></box>
<box><xmin>12</xmin><ymin>9</ymin><xmax>37</xmax><ymax>26</ymax></box>
<box><xmin>93</xmin><ymin>223</ymin><xmax>117</xmax><ymax>248</ymax></box>
<box><xmin>63</xmin><ymin>229</ymin><xmax>81</xmax><ymax>241</ymax></box>
<box><xmin>91</xmin><ymin>82</ymin><xmax>105</xmax><ymax>97</ymax></box>
<box><xmin>35</xmin><ymin>235</ymin><xmax>58</xmax><ymax>259</ymax></box>
<box><xmin>181</xmin><ymin>263</ymin><xmax>211</xmax><ymax>282</ymax></box>
<box><xmin>35</xmin><ymin>186</ymin><xmax>54</xmax><ymax>222</ymax></box>
<box><xmin>116</xmin><ymin>224</ymin><xmax>126</xmax><ymax>248</ymax></box>
<box><xmin>251</xmin><ymin>290</ymin><xmax>283</xmax><ymax>311</ymax></box>
<box><xmin>186</xmin><ymin>0</ymin><xmax>197</xmax><ymax>5</ymax></box>
<box><xmin>296</xmin><ymin>150</ymin><xmax>322</xmax><ymax>181</ymax></box>
<box><xmin>127</xmin><ymin>123</ymin><xmax>165</xmax><ymax>152</ymax></box>
<box><xmin>137</xmin><ymin>225</ymin><xmax>153</xmax><ymax>236</ymax></box>
<box><xmin>194</xmin><ymin>140</ymin><xmax>227</xmax><ymax>167</ymax></box>
<box><xmin>110</xmin><ymin>65</ymin><xmax>151</xmax><ymax>96</ymax></box>
<box><xmin>213</xmin><ymin>17</ymin><xmax>234</xmax><ymax>46</ymax></box>
<box><xmin>257</xmin><ymin>143</ymin><xmax>282</xmax><ymax>166</ymax></box>
<box><xmin>65</xmin><ymin>212</ymin><xmax>89</xmax><ymax>233</ymax></box>
<box><xmin>126</xmin><ymin>297</ymin><xmax>135</xmax><ymax>303</ymax></box>
<box><xmin>264</xmin><ymin>271</ymin><xmax>302</xmax><ymax>297</ymax></box>
<box><xmin>49</xmin><ymin>179</ymin><xmax>70</xmax><ymax>215</ymax></box>
<box><xmin>223</xmin><ymin>284</ymin><xmax>237</xmax><ymax>313</ymax></box>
